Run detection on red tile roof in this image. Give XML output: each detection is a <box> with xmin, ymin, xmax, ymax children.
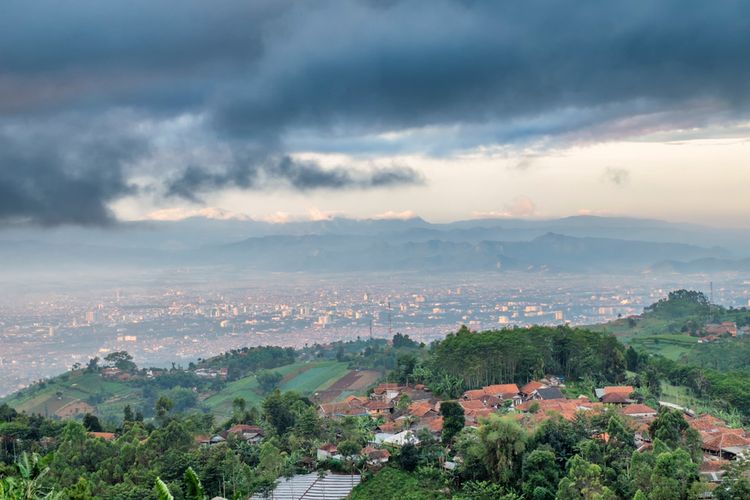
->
<box><xmin>603</xmin><ymin>386</ymin><xmax>634</xmax><ymax>395</ymax></box>
<box><xmin>459</xmin><ymin>399</ymin><xmax>486</xmax><ymax>411</ymax></box>
<box><xmin>227</xmin><ymin>424</ymin><xmax>263</xmax><ymax>435</ymax></box>
<box><xmin>621</xmin><ymin>404</ymin><xmax>657</xmax><ymax>416</ymax></box>
<box><xmin>483</xmin><ymin>384</ymin><xmax>520</xmax><ymax>398</ymax></box>
<box><xmin>422</xmin><ymin>416</ymin><xmax>444</xmax><ymax>433</ymax></box>
<box><xmin>463</xmin><ymin>389</ymin><xmax>486</xmax><ymax>400</ymax></box>
<box><xmin>520</xmin><ymin>381</ymin><xmax>544</xmax><ymax>395</ymax></box>
<box><xmin>362</xmin><ymin>446</ymin><xmax>390</xmax><ymax>460</ymax></box>
<box><xmin>408</xmin><ymin>401</ymin><xmax>436</xmax><ymax>418</ymax></box>
<box><xmin>601</xmin><ymin>392</ymin><xmax>630</xmax><ymax>404</ymax></box>
<box><xmin>377</xmin><ymin>421</ymin><xmax>400</xmax><ymax>433</ymax></box>
<box><xmin>701</xmin><ymin>431</ymin><xmax>750</xmax><ymax>452</ymax></box>
<box><xmin>373</xmin><ymin>383</ymin><xmax>401</xmax><ymax>394</ymax></box>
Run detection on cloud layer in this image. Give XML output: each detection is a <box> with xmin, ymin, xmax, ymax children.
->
<box><xmin>2</xmin><ymin>0</ymin><xmax>749</xmax><ymax>224</ymax></box>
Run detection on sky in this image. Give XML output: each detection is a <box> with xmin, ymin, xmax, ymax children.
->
<box><xmin>2</xmin><ymin>0</ymin><xmax>750</xmax><ymax>228</ymax></box>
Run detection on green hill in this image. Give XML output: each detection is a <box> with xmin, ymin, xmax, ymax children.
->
<box><xmin>589</xmin><ymin>289</ymin><xmax>750</xmax><ymax>360</ymax></box>
<box><xmin>1</xmin><ymin>354</ymin><xmax>375</xmax><ymax>425</ymax></box>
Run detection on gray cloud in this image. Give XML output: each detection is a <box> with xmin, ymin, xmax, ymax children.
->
<box><xmin>2</xmin><ymin>0</ymin><xmax>750</xmax><ymax>224</ymax></box>
<box><xmin>603</xmin><ymin>167</ymin><xmax>631</xmax><ymax>186</ymax></box>
<box><xmin>166</xmin><ymin>155</ymin><xmax>423</xmax><ymax>202</ymax></box>
<box><xmin>0</xmin><ymin>122</ymin><xmax>146</xmax><ymax>226</ymax></box>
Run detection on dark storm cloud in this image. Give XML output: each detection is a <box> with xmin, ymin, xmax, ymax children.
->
<box><xmin>2</xmin><ymin>0</ymin><xmax>750</xmax><ymax>224</ymax></box>
<box><xmin>213</xmin><ymin>0</ymin><xmax>750</xmax><ymax>139</ymax></box>
<box><xmin>166</xmin><ymin>155</ymin><xmax>423</xmax><ymax>202</ymax></box>
<box><xmin>0</xmin><ymin>123</ymin><xmax>146</xmax><ymax>226</ymax></box>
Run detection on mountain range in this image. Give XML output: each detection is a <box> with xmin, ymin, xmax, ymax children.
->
<box><xmin>0</xmin><ymin>215</ymin><xmax>747</xmax><ymax>275</ymax></box>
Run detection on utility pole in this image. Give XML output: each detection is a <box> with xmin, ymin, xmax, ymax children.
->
<box><xmin>387</xmin><ymin>299</ymin><xmax>392</xmax><ymax>337</ymax></box>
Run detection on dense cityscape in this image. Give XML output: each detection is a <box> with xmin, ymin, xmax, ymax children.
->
<box><xmin>3</xmin><ymin>272</ymin><xmax>749</xmax><ymax>397</ymax></box>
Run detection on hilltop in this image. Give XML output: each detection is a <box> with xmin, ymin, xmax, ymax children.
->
<box><xmin>590</xmin><ymin>289</ymin><xmax>750</xmax><ymax>362</ymax></box>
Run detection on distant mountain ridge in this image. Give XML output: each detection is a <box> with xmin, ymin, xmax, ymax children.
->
<box><xmin>0</xmin><ymin>215</ymin><xmax>747</xmax><ymax>275</ymax></box>
<box><xmin>206</xmin><ymin>231</ymin><xmax>729</xmax><ymax>273</ymax></box>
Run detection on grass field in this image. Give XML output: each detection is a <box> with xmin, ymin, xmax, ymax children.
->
<box><xmin>627</xmin><ymin>334</ymin><xmax>698</xmax><ymax>360</ymax></box>
<box><xmin>588</xmin><ymin>316</ymin><xmax>675</xmax><ymax>340</ymax></box>
<box><xmin>203</xmin><ymin>360</ymin><xmax>351</xmax><ymax>419</ymax></box>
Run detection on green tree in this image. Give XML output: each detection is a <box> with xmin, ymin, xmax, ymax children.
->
<box><xmin>397</xmin><ymin>443</ymin><xmax>419</xmax><ymax>471</ymax></box>
<box><xmin>257</xmin><ymin>370</ymin><xmax>283</xmax><ymax>394</ymax></box>
<box><xmin>0</xmin><ymin>452</ymin><xmax>59</xmax><ymax>500</ymax></box>
<box><xmin>522</xmin><ymin>449</ymin><xmax>558</xmax><ymax>500</ymax></box>
<box><xmin>63</xmin><ymin>477</ymin><xmax>94</xmax><ymax>500</ymax></box>
<box><xmin>650</xmin><ymin>448</ymin><xmax>698</xmax><ymax>500</ymax></box>
<box><xmin>649</xmin><ymin>408</ymin><xmax>701</xmax><ymax>460</ymax></box>
<box><xmin>337</xmin><ymin>440</ymin><xmax>361</xmax><ymax>458</ymax></box>
<box><xmin>556</xmin><ymin>455</ymin><xmax>616</xmax><ymax>500</ymax></box>
<box><xmin>439</xmin><ymin>401</ymin><xmax>465</xmax><ymax>444</ymax></box>
<box><xmin>714</xmin><ymin>476</ymin><xmax>750</xmax><ymax>500</ymax></box>
<box><xmin>104</xmin><ymin>351</ymin><xmax>137</xmax><ymax>372</ymax></box>
<box><xmin>123</xmin><ymin>404</ymin><xmax>134</xmax><ymax>423</ymax></box>
<box><xmin>528</xmin><ymin>415</ymin><xmax>586</xmax><ymax>467</ymax></box>
<box><xmin>81</xmin><ymin>413</ymin><xmax>102</xmax><ymax>432</ymax></box>
<box><xmin>85</xmin><ymin>357</ymin><xmax>99</xmax><ymax>373</ymax></box>
<box><xmin>626</xmin><ymin>346</ymin><xmax>640</xmax><ymax>371</ymax></box>
<box><xmin>155</xmin><ymin>396</ymin><xmax>174</xmax><ymax>419</ymax></box>
<box><xmin>262</xmin><ymin>390</ymin><xmax>296</xmax><ymax>436</ymax></box>
<box><xmin>476</xmin><ymin>414</ymin><xmax>527</xmax><ymax>487</ymax></box>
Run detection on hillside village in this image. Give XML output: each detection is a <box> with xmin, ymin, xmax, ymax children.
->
<box><xmin>313</xmin><ymin>379</ymin><xmax>750</xmax><ymax>484</ymax></box>
<box><xmin>160</xmin><ymin>372</ymin><xmax>750</xmax><ymax>492</ymax></box>
<box><xmin>4</xmin><ymin>301</ymin><xmax>750</xmax><ymax>498</ymax></box>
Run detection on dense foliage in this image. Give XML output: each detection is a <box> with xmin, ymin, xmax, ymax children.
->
<box><xmin>197</xmin><ymin>346</ymin><xmax>296</xmax><ymax>381</ymax></box>
<box><xmin>430</xmin><ymin>325</ymin><xmax>625</xmax><ymax>388</ymax></box>
<box><xmin>644</xmin><ymin>290</ymin><xmax>711</xmax><ymax>319</ymax></box>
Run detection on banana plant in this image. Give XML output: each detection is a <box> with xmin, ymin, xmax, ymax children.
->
<box><xmin>184</xmin><ymin>467</ymin><xmax>206</xmax><ymax>500</ymax></box>
<box><xmin>0</xmin><ymin>452</ymin><xmax>61</xmax><ymax>500</ymax></box>
<box><xmin>154</xmin><ymin>478</ymin><xmax>174</xmax><ymax>500</ymax></box>
<box><xmin>154</xmin><ymin>467</ymin><xmax>207</xmax><ymax>500</ymax></box>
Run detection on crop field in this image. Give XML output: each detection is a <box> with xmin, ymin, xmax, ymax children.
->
<box><xmin>203</xmin><ymin>361</ymin><xmax>351</xmax><ymax>419</ymax></box>
<box><xmin>313</xmin><ymin>369</ymin><xmax>381</xmax><ymax>403</ymax></box>
<box><xmin>279</xmin><ymin>361</ymin><xmax>350</xmax><ymax>394</ymax></box>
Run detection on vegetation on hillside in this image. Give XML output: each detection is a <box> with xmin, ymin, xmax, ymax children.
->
<box><xmin>3</xmin><ymin>291</ymin><xmax>750</xmax><ymax>498</ymax></box>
